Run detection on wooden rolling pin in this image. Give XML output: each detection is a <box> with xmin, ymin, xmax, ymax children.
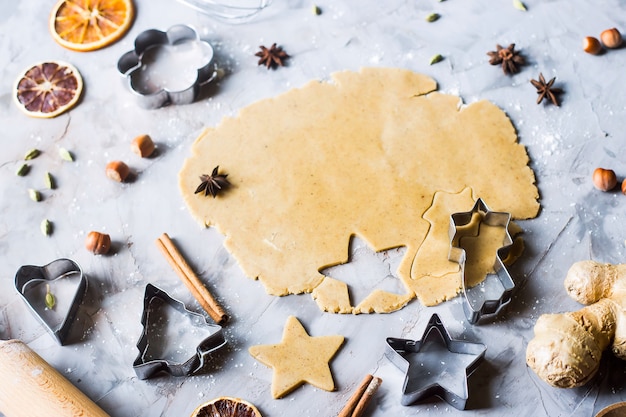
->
<box><xmin>0</xmin><ymin>339</ymin><xmax>110</xmax><ymax>417</ymax></box>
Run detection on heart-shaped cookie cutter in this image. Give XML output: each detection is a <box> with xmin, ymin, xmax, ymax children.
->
<box><xmin>117</xmin><ymin>24</ymin><xmax>217</xmax><ymax>109</ymax></box>
<box><xmin>133</xmin><ymin>284</ymin><xmax>227</xmax><ymax>379</ymax></box>
<box><xmin>14</xmin><ymin>258</ymin><xmax>87</xmax><ymax>345</ymax></box>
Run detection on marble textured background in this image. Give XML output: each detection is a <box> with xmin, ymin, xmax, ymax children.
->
<box><xmin>1</xmin><ymin>0</ymin><xmax>626</xmax><ymax>416</ymax></box>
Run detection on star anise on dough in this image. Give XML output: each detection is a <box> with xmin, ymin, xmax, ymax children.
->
<box><xmin>487</xmin><ymin>44</ymin><xmax>525</xmax><ymax>75</ymax></box>
<box><xmin>255</xmin><ymin>43</ymin><xmax>289</xmax><ymax>69</ymax></box>
<box><xmin>530</xmin><ymin>73</ymin><xmax>563</xmax><ymax>106</ymax></box>
<box><xmin>195</xmin><ymin>166</ymin><xmax>230</xmax><ymax>198</ymax></box>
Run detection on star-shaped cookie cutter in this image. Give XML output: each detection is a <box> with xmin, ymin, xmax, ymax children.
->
<box><xmin>448</xmin><ymin>198</ymin><xmax>515</xmax><ymax>324</ymax></box>
<box><xmin>385</xmin><ymin>313</ymin><xmax>486</xmax><ymax>410</ymax></box>
<box><xmin>133</xmin><ymin>284</ymin><xmax>226</xmax><ymax>379</ymax></box>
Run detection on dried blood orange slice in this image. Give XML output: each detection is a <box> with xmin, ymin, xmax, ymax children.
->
<box><xmin>14</xmin><ymin>61</ymin><xmax>83</xmax><ymax>118</ymax></box>
<box><xmin>190</xmin><ymin>397</ymin><xmax>262</xmax><ymax>417</ymax></box>
<box><xmin>49</xmin><ymin>0</ymin><xmax>135</xmax><ymax>52</ymax></box>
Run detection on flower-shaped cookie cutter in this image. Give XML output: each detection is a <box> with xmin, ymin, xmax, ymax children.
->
<box><xmin>117</xmin><ymin>24</ymin><xmax>217</xmax><ymax>109</ymax></box>
<box><xmin>448</xmin><ymin>198</ymin><xmax>515</xmax><ymax>324</ymax></box>
<box><xmin>385</xmin><ymin>313</ymin><xmax>486</xmax><ymax>410</ymax></box>
<box><xmin>133</xmin><ymin>284</ymin><xmax>227</xmax><ymax>379</ymax></box>
<box><xmin>14</xmin><ymin>258</ymin><xmax>87</xmax><ymax>345</ymax></box>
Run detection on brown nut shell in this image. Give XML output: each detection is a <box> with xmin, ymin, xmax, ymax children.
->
<box><xmin>106</xmin><ymin>160</ymin><xmax>130</xmax><ymax>182</ymax></box>
<box><xmin>583</xmin><ymin>36</ymin><xmax>603</xmax><ymax>54</ymax></box>
<box><xmin>592</xmin><ymin>167</ymin><xmax>617</xmax><ymax>191</ymax></box>
<box><xmin>600</xmin><ymin>28</ymin><xmax>623</xmax><ymax>49</ymax></box>
<box><xmin>131</xmin><ymin>134</ymin><xmax>155</xmax><ymax>158</ymax></box>
<box><xmin>85</xmin><ymin>231</ymin><xmax>111</xmax><ymax>255</ymax></box>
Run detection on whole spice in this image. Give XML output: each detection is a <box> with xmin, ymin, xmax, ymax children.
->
<box><xmin>582</xmin><ymin>37</ymin><xmax>603</xmax><ymax>55</ymax></box>
<box><xmin>429</xmin><ymin>54</ymin><xmax>443</xmax><ymax>65</ymax></box>
<box><xmin>106</xmin><ymin>160</ymin><xmax>130</xmax><ymax>182</ymax></box>
<box><xmin>255</xmin><ymin>43</ymin><xmax>289</xmax><ymax>69</ymax></box>
<box><xmin>312</xmin><ymin>4</ymin><xmax>321</xmax><ymax>15</ymax></box>
<box><xmin>45</xmin><ymin>284</ymin><xmax>55</xmax><ymax>309</ymax></box>
<box><xmin>600</xmin><ymin>28</ymin><xmax>622</xmax><ymax>48</ymax></box>
<box><xmin>28</xmin><ymin>189</ymin><xmax>41</xmax><ymax>202</ymax></box>
<box><xmin>40</xmin><ymin>219</ymin><xmax>52</xmax><ymax>236</ymax></box>
<box><xmin>59</xmin><ymin>147</ymin><xmax>74</xmax><ymax>161</ymax></box>
<box><xmin>16</xmin><ymin>163</ymin><xmax>30</xmax><ymax>176</ymax></box>
<box><xmin>131</xmin><ymin>134</ymin><xmax>155</xmax><ymax>158</ymax></box>
<box><xmin>592</xmin><ymin>167</ymin><xmax>617</xmax><ymax>191</ymax></box>
<box><xmin>85</xmin><ymin>231</ymin><xmax>111</xmax><ymax>255</ymax></box>
<box><xmin>513</xmin><ymin>0</ymin><xmax>527</xmax><ymax>11</ymax></box>
<box><xmin>44</xmin><ymin>172</ymin><xmax>55</xmax><ymax>189</ymax></box>
<box><xmin>24</xmin><ymin>149</ymin><xmax>40</xmax><ymax>160</ymax></box>
<box><xmin>530</xmin><ymin>73</ymin><xmax>563</xmax><ymax>106</ymax></box>
<box><xmin>425</xmin><ymin>13</ymin><xmax>440</xmax><ymax>22</ymax></box>
<box><xmin>487</xmin><ymin>44</ymin><xmax>525</xmax><ymax>75</ymax></box>
<box><xmin>195</xmin><ymin>166</ymin><xmax>230</xmax><ymax>198</ymax></box>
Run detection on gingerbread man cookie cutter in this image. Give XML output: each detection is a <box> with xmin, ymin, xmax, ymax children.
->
<box><xmin>448</xmin><ymin>198</ymin><xmax>515</xmax><ymax>324</ymax></box>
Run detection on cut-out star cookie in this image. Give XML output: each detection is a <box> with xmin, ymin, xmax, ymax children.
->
<box><xmin>249</xmin><ymin>316</ymin><xmax>344</xmax><ymax>398</ymax></box>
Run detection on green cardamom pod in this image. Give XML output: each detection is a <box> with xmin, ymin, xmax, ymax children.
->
<box><xmin>425</xmin><ymin>13</ymin><xmax>440</xmax><ymax>22</ymax></box>
<box><xmin>44</xmin><ymin>172</ymin><xmax>55</xmax><ymax>189</ymax></box>
<box><xmin>513</xmin><ymin>0</ymin><xmax>527</xmax><ymax>11</ymax></box>
<box><xmin>28</xmin><ymin>189</ymin><xmax>41</xmax><ymax>202</ymax></box>
<box><xmin>24</xmin><ymin>148</ymin><xmax>40</xmax><ymax>160</ymax></box>
<box><xmin>59</xmin><ymin>147</ymin><xmax>74</xmax><ymax>162</ymax></box>
<box><xmin>312</xmin><ymin>4</ymin><xmax>321</xmax><ymax>15</ymax></box>
<box><xmin>429</xmin><ymin>54</ymin><xmax>444</xmax><ymax>65</ymax></box>
<box><xmin>45</xmin><ymin>284</ymin><xmax>55</xmax><ymax>309</ymax></box>
<box><xmin>16</xmin><ymin>163</ymin><xmax>29</xmax><ymax>176</ymax></box>
<box><xmin>41</xmin><ymin>219</ymin><xmax>52</xmax><ymax>236</ymax></box>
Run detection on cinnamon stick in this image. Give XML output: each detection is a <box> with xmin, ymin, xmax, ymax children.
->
<box><xmin>338</xmin><ymin>374</ymin><xmax>382</xmax><ymax>417</ymax></box>
<box><xmin>156</xmin><ymin>233</ymin><xmax>228</xmax><ymax>324</ymax></box>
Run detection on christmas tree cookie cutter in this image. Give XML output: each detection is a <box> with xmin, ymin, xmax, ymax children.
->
<box><xmin>133</xmin><ymin>284</ymin><xmax>227</xmax><ymax>379</ymax></box>
<box><xmin>385</xmin><ymin>313</ymin><xmax>486</xmax><ymax>410</ymax></box>
<box><xmin>117</xmin><ymin>24</ymin><xmax>218</xmax><ymax>109</ymax></box>
<box><xmin>448</xmin><ymin>198</ymin><xmax>515</xmax><ymax>324</ymax></box>
<box><xmin>14</xmin><ymin>258</ymin><xmax>87</xmax><ymax>345</ymax></box>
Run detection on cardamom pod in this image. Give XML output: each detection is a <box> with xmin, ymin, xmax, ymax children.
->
<box><xmin>16</xmin><ymin>163</ymin><xmax>30</xmax><ymax>176</ymax></box>
<box><xmin>513</xmin><ymin>0</ymin><xmax>527</xmax><ymax>11</ymax></box>
<box><xmin>59</xmin><ymin>147</ymin><xmax>74</xmax><ymax>162</ymax></box>
<box><xmin>429</xmin><ymin>54</ymin><xmax>444</xmax><ymax>65</ymax></box>
<box><xmin>28</xmin><ymin>189</ymin><xmax>41</xmax><ymax>202</ymax></box>
<box><xmin>312</xmin><ymin>4</ymin><xmax>321</xmax><ymax>15</ymax></box>
<box><xmin>44</xmin><ymin>172</ymin><xmax>55</xmax><ymax>189</ymax></box>
<box><xmin>425</xmin><ymin>13</ymin><xmax>440</xmax><ymax>22</ymax></box>
<box><xmin>24</xmin><ymin>148</ymin><xmax>40</xmax><ymax>160</ymax></box>
<box><xmin>45</xmin><ymin>284</ymin><xmax>55</xmax><ymax>309</ymax></box>
<box><xmin>41</xmin><ymin>219</ymin><xmax>52</xmax><ymax>236</ymax></box>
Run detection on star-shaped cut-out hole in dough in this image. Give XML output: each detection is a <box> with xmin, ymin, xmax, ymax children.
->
<box><xmin>320</xmin><ymin>235</ymin><xmax>407</xmax><ymax>306</ymax></box>
<box><xmin>249</xmin><ymin>316</ymin><xmax>344</xmax><ymax>399</ymax></box>
<box><xmin>385</xmin><ymin>314</ymin><xmax>485</xmax><ymax>410</ymax></box>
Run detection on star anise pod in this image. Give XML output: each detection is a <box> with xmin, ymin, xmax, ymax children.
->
<box><xmin>487</xmin><ymin>43</ymin><xmax>525</xmax><ymax>75</ymax></box>
<box><xmin>255</xmin><ymin>43</ymin><xmax>289</xmax><ymax>69</ymax></box>
<box><xmin>530</xmin><ymin>73</ymin><xmax>563</xmax><ymax>106</ymax></box>
<box><xmin>195</xmin><ymin>166</ymin><xmax>230</xmax><ymax>198</ymax></box>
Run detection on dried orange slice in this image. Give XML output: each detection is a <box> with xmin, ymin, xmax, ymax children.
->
<box><xmin>190</xmin><ymin>397</ymin><xmax>262</xmax><ymax>417</ymax></box>
<box><xmin>14</xmin><ymin>61</ymin><xmax>83</xmax><ymax>118</ymax></box>
<box><xmin>49</xmin><ymin>0</ymin><xmax>135</xmax><ymax>52</ymax></box>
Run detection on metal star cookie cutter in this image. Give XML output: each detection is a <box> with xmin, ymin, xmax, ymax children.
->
<box><xmin>385</xmin><ymin>313</ymin><xmax>486</xmax><ymax>410</ymax></box>
<box><xmin>117</xmin><ymin>24</ymin><xmax>217</xmax><ymax>109</ymax></box>
<box><xmin>133</xmin><ymin>284</ymin><xmax>227</xmax><ymax>379</ymax></box>
<box><xmin>14</xmin><ymin>258</ymin><xmax>87</xmax><ymax>345</ymax></box>
<box><xmin>448</xmin><ymin>198</ymin><xmax>515</xmax><ymax>324</ymax></box>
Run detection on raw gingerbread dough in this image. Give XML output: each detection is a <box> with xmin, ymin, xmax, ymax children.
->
<box><xmin>179</xmin><ymin>67</ymin><xmax>539</xmax><ymax>313</ymax></box>
<box><xmin>248</xmin><ymin>316</ymin><xmax>344</xmax><ymax>398</ymax></box>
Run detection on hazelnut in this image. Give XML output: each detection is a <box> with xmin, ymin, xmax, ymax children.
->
<box><xmin>600</xmin><ymin>28</ymin><xmax>622</xmax><ymax>49</ymax></box>
<box><xmin>131</xmin><ymin>134</ymin><xmax>155</xmax><ymax>158</ymax></box>
<box><xmin>583</xmin><ymin>36</ymin><xmax>603</xmax><ymax>54</ymax></box>
<box><xmin>592</xmin><ymin>167</ymin><xmax>617</xmax><ymax>191</ymax></box>
<box><xmin>85</xmin><ymin>231</ymin><xmax>111</xmax><ymax>255</ymax></box>
<box><xmin>106</xmin><ymin>160</ymin><xmax>130</xmax><ymax>182</ymax></box>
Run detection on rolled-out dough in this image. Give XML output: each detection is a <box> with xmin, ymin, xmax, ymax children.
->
<box><xmin>179</xmin><ymin>67</ymin><xmax>539</xmax><ymax>313</ymax></box>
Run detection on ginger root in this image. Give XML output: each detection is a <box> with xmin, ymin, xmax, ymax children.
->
<box><xmin>526</xmin><ymin>260</ymin><xmax>626</xmax><ymax>388</ymax></box>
